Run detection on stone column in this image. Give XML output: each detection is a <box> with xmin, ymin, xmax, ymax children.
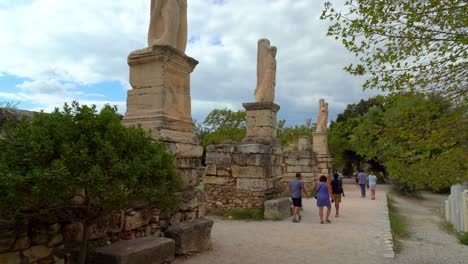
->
<box><xmin>123</xmin><ymin>44</ymin><xmax>206</xmax><ymax>222</ymax></box>
<box><xmin>242</xmin><ymin>102</ymin><xmax>280</xmax><ymax>146</ymax></box>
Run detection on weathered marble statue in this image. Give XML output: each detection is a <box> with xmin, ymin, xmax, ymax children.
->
<box><xmin>148</xmin><ymin>0</ymin><xmax>188</xmax><ymax>52</ymax></box>
<box><xmin>255</xmin><ymin>39</ymin><xmax>277</xmax><ymax>102</ymax></box>
<box><xmin>316</xmin><ymin>99</ymin><xmax>328</xmax><ymax>133</ymax></box>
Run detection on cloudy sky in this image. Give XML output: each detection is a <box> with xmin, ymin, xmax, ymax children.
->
<box><xmin>0</xmin><ymin>0</ymin><xmax>382</xmax><ymax>125</ymax></box>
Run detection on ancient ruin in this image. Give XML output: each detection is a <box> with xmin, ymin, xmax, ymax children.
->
<box><xmin>313</xmin><ymin>99</ymin><xmax>333</xmax><ymax>179</ymax></box>
<box><xmin>204</xmin><ymin>39</ymin><xmax>333</xmax><ymax>210</ymax></box>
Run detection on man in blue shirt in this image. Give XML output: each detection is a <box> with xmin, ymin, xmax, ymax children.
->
<box><xmin>289</xmin><ymin>173</ymin><xmax>309</xmax><ymax>223</ymax></box>
<box><xmin>356</xmin><ymin>170</ymin><xmax>367</xmax><ymax>198</ymax></box>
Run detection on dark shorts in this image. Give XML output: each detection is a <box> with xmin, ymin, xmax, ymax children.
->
<box><xmin>291</xmin><ymin>197</ymin><xmax>302</xmax><ymax>207</ymax></box>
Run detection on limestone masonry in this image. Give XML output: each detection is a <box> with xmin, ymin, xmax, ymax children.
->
<box><xmin>204</xmin><ymin>39</ymin><xmax>333</xmax><ymax>210</ymax></box>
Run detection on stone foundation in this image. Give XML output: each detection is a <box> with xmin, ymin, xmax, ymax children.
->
<box><xmin>204</xmin><ymin>143</ymin><xmax>283</xmax><ymax>210</ymax></box>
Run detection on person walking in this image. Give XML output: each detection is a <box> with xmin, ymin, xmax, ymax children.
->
<box><xmin>315</xmin><ymin>175</ymin><xmax>333</xmax><ymax>224</ymax></box>
<box><xmin>289</xmin><ymin>173</ymin><xmax>309</xmax><ymax>223</ymax></box>
<box><xmin>356</xmin><ymin>170</ymin><xmax>367</xmax><ymax>198</ymax></box>
<box><xmin>368</xmin><ymin>173</ymin><xmax>378</xmax><ymax>200</ymax></box>
<box><xmin>331</xmin><ymin>172</ymin><xmax>345</xmax><ymax>217</ymax></box>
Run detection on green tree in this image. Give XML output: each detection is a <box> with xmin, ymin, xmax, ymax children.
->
<box><xmin>276</xmin><ymin>119</ymin><xmax>315</xmax><ymax>147</ymax></box>
<box><xmin>351</xmin><ymin>93</ymin><xmax>467</xmax><ymax>191</ymax></box>
<box><xmin>0</xmin><ymin>102</ymin><xmax>181</xmax><ymax>263</ymax></box>
<box><xmin>321</xmin><ymin>0</ymin><xmax>467</xmax><ymax>101</ymax></box>
<box><xmin>328</xmin><ymin>96</ymin><xmax>386</xmax><ymax>175</ymax></box>
<box><xmin>196</xmin><ymin>108</ymin><xmax>247</xmax><ymax>148</ymax></box>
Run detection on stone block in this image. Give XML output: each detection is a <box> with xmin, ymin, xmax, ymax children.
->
<box><xmin>88</xmin><ymin>211</ymin><xmax>124</xmax><ymax>240</ymax></box>
<box><xmin>13</xmin><ymin>236</ymin><xmax>30</xmax><ymax>251</ymax></box>
<box><xmin>272</xmin><ymin>147</ymin><xmax>282</xmax><ymax>155</ymax></box>
<box><xmin>179</xmin><ymin>168</ymin><xmax>201</xmax><ymax>190</ymax></box>
<box><xmin>205</xmin><ymin>165</ymin><xmax>216</xmax><ymax>176</ymax></box>
<box><xmin>175</xmin><ymin>144</ymin><xmax>203</xmax><ymax>158</ymax></box>
<box><xmin>255</xmin><ymin>115</ymin><xmax>274</xmax><ymax>127</ymax></box>
<box><xmin>176</xmin><ymin>158</ymin><xmax>201</xmax><ymax>169</ymax></box>
<box><xmin>165</xmin><ymin>218</ymin><xmax>214</xmax><ymax>255</ymax></box>
<box><xmin>216</xmin><ymin>168</ymin><xmax>231</xmax><ymax>176</ymax></box>
<box><xmin>23</xmin><ymin>245</ymin><xmax>53</xmax><ymax>263</ymax></box>
<box><xmin>0</xmin><ymin>252</ymin><xmax>20</xmax><ymax>264</ymax></box>
<box><xmin>233</xmin><ymin>153</ymin><xmax>267</xmax><ymax>166</ymax></box>
<box><xmin>236</xmin><ymin>144</ymin><xmax>271</xmax><ymax>154</ymax></box>
<box><xmin>63</xmin><ymin>222</ymin><xmax>83</xmax><ymax>243</ymax></box>
<box><xmin>236</xmin><ymin>178</ymin><xmax>271</xmax><ymax>192</ymax></box>
<box><xmin>204</xmin><ymin>176</ymin><xmax>229</xmax><ymax>185</ymax></box>
<box><xmin>205</xmin><ymin>152</ymin><xmax>231</xmax><ymax>165</ymax></box>
<box><xmin>264</xmin><ymin>198</ymin><xmax>292</xmax><ymax>220</ymax></box>
<box><xmin>124</xmin><ymin>210</ymin><xmax>152</xmax><ymax>231</ymax></box>
<box><xmin>232</xmin><ymin>166</ymin><xmax>265</xmax><ymax>178</ymax></box>
<box><xmin>92</xmin><ymin>236</ymin><xmax>175</xmax><ymax>264</ymax></box>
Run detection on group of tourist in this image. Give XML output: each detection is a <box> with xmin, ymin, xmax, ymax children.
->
<box><xmin>289</xmin><ymin>170</ymin><xmax>377</xmax><ymax>224</ymax></box>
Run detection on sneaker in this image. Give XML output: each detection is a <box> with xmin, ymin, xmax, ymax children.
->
<box><xmin>299</xmin><ymin>215</ymin><xmax>302</xmax><ymax>221</ymax></box>
<box><xmin>292</xmin><ymin>218</ymin><xmax>299</xmax><ymax>223</ymax></box>
<box><xmin>325</xmin><ymin>219</ymin><xmax>332</xmax><ymax>224</ymax></box>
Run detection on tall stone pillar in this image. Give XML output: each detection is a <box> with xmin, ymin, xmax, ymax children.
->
<box><xmin>313</xmin><ymin>99</ymin><xmax>333</xmax><ymax>179</ymax></box>
<box><xmin>123</xmin><ymin>45</ymin><xmax>206</xmax><ymax>221</ymax></box>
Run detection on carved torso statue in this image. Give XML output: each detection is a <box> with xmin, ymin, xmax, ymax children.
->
<box><xmin>316</xmin><ymin>99</ymin><xmax>328</xmax><ymax>133</ymax></box>
<box><xmin>254</xmin><ymin>39</ymin><xmax>277</xmax><ymax>102</ymax></box>
<box><xmin>148</xmin><ymin>0</ymin><xmax>188</xmax><ymax>52</ymax></box>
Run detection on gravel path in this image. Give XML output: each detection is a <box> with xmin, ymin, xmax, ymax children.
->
<box><xmin>391</xmin><ymin>192</ymin><xmax>468</xmax><ymax>264</ymax></box>
<box><xmin>176</xmin><ymin>182</ymin><xmax>394</xmax><ymax>264</ymax></box>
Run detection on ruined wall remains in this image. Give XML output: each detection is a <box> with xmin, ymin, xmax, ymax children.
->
<box><xmin>204</xmin><ymin>143</ymin><xmax>283</xmax><ymax>210</ymax></box>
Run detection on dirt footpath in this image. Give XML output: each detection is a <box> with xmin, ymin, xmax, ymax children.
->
<box><xmin>391</xmin><ymin>192</ymin><xmax>468</xmax><ymax>264</ymax></box>
<box><xmin>176</xmin><ymin>183</ymin><xmax>394</xmax><ymax>264</ymax></box>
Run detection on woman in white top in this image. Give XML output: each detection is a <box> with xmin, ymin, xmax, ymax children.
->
<box><xmin>368</xmin><ymin>174</ymin><xmax>378</xmax><ymax>200</ymax></box>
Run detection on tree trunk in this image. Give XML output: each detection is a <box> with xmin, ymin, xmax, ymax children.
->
<box><xmin>78</xmin><ymin>221</ymin><xmax>89</xmax><ymax>264</ymax></box>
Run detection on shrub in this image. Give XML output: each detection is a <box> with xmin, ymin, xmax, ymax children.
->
<box><xmin>0</xmin><ymin>102</ymin><xmax>181</xmax><ymax>263</ymax></box>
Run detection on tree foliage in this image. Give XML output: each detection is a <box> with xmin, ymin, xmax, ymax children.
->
<box><xmin>0</xmin><ymin>102</ymin><xmax>181</xmax><ymax>262</ymax></box>
<box><xmin>276</xmin><ymin>119</ymin><xmax>315</xmax><ymax>147</ymax></box>
<box><xmin>195</xmin><ymin>108</ymin><xmax>247</xmax><ymax>148</ymax></box>
<box><xmin>330</xmin><ymin>93</ymin><xmax>467</xmax><ymax>191</ymax></box>
<box><xmin>328</xmin><ymin>96</ymin><xmax>386</xmax><ymax>175</ymax></box>
<box><xmin>195</xmin><ymin>108</ymin><xmax>316</xmax><ymax>149</ymax></box>
<box><xmin>321</xmin><ymin>0</ymin><xmax>468</xmax><ymax>101</ymax></box>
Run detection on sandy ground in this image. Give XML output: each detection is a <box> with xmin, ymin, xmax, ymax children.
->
<box><xmin>391</xmin><ymin>192</ymin><xmax>468</xmax><ymax>264</ymax></box>
<box><xmin>176</xmin><ymin>182</ymin><xmax>395</xmax><ymax>264</ymax></box>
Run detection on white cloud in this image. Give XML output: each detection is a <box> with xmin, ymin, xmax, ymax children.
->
<box><xmin>0</xmin><ymin>0</ymin><xmax>383</xmax><ymax>122</ymax></box>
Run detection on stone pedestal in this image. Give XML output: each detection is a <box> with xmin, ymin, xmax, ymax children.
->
<box><xmin>312</xmin><ymin>132</ymin><xmax>329</xmax><ymax>155</ymax></box>
<box><xmin>313</xmin><ymin>132</ymin><xmax>332</xmax><ymax>178</ymax></box>
<box><xmin>242</xmin><ymin>102</ymin><xmax>280</xmax><ymax>146</ymax></box>
<box><xmin>123</xmin><ymin>45</ymin><xmax>198</xmax><ymax>144</ymax></box>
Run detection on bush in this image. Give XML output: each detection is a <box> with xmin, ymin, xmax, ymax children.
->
<box><xmin>458</xmin><ymin>232</ymin><xmax>468</xmax><ymax>246</ymax></box>
<box><xmin>0</xmin><ymin>102</ymin><xmax>181</xmax><ymax>263</ymax></box>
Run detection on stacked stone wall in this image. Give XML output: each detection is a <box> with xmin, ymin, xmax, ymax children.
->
<box><xmin>204</xmin><ymin>144</ymin><xmax>283</xmax><ymax>210</ymax></box>
<box><xmin>282</xmin><ymin>148</ymin><xmax>318</xmax><ymax>191</ymax></box>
